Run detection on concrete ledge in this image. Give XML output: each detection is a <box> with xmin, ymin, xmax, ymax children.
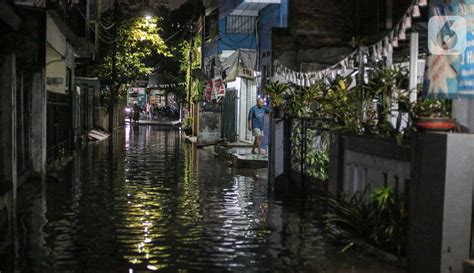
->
<box><xmin>232</xmin><ymin>154</ymin><xmax>268</xmax><ymax>169</ymax></box>
<box><xmin>137</xmin><ymin>120</ymin><xmax>179</xmax><ymax>126</ymax></box>
<box><xmin>464</xmin><ymin>259</ymin><xmax>474</xmax><ymax>273</ymax></box>
<box><xmin>184</xmin><ymin>136</ymin><xmax>197</xmax><ymax>144</ymax></box>
<box><xmin>342</xmin><ymin>134</ymin><xmax>411</xmax><ymax>162</ymax></box>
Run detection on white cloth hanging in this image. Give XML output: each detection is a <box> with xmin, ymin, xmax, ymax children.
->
<box><xmin>398</xmin><ymin>26</ymin><xmax>407</xmax><ymax>40</ymax></box>
<box><xmin>412</xmin><ymin>4</ymin><xmax>421</xmax><ymax>17</ymax></box>
<box><xmin>404</xmin><ymin>14</ymin><xmax>412</xmax><ymax>29</ymax></box>
<box><xmin>392</xmin><ymin>38</ymin><xmax>399</xmax><ymax>47</ymax></box>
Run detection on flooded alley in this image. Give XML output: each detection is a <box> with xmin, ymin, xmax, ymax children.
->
<box><xmin>0</xmin><ymin>126</ymin><xmax>406</xmax><ymax>273</ymax></box>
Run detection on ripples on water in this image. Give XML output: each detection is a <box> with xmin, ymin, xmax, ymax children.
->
<box><xmin>0</xmin><ymin>125</ymin><xmax>406</xmax><ymax>273</ymax></box>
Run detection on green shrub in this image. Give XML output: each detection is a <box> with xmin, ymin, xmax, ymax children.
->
<box><xmin>323</xmin><ymin>186</ymin><xmax>408</xmax><ymax>255</ymax></box>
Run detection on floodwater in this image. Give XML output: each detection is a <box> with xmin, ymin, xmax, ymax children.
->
<box><xmin>0</xmin><ymin>125</ymin><xmax>406</xmax><ymax>273</ymax></box>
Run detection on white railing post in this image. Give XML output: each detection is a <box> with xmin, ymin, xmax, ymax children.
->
<box><xmin>409</xmin><ymin>32</ymin><xmax>419</xmax><ymax>102</ymax></box>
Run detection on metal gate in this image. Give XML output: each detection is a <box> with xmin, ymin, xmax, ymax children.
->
<box><xmin>221</xmin><ymin>89</ymin><xmax>237</xmax><ymax>142</ymax></box>
<box><xmin>47</xmin><ymin>91</ymin><xmax>74</xmax><ymax>163</ymax></box>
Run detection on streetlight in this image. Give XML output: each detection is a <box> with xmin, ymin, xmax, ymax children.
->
<box><xmin>145</xmin><ymin>15</ymin><xmax>152</xmax><ymax>21</ymax></box>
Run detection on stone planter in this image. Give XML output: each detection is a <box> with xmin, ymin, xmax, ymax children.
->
<box><xmin>413</xmin><ymin>117</ymin><xmax>456</xmax><ymax>131</ymax></box>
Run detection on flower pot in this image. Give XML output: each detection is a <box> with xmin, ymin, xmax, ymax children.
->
<box><xmin>413</xmin><ymin>117</ymin><xmax>456</xmax><ymax>132</ymax></box>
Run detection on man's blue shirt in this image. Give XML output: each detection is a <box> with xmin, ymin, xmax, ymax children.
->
<box><xmin>248</xmin><ymin>105</ymin><xmax>269</xmax><ymax>130</ymax></box>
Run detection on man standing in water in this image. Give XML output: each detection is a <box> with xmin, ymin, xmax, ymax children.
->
<box><xmin>248</xmin><ymin>98</ymin><xmax>270</xmax><ymax>154</ymax></box>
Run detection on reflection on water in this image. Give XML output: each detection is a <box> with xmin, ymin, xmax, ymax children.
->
<box><xmin>0</xmin><ymin>125</ymin><xmax>406</xmax><ymax>273</ymax></box>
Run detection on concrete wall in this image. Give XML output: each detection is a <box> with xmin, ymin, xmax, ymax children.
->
<box><xmin>408</xmin><ymin>132</ymin><xmax>474</xmax><ymax>273</ymax></box>
<box><xmin>198</xmin><ymin>110</ymin><xmax>221</xmax><ymax>145</ymax></box>
<box><xmin>329</xmin><ymin>134</ymin><xmax>411</xmax><ymax>196</ymax></box>
<box><xmin>45</xmin><ymin>44</ymin><xmax>67</xmax><ymax>94</ymax></box>
<box><xmin>272</xmin><ymin>0</ymin><xmax>412</xmax><ymax>70</ymax></box>
<box><xmin>259</xmin><ymin>4</ymin><xmax>281</xmax><ymax>73</ymax></box>
<box><xmin>30</xmin><ymin>71</ymin><xmax>47</xmax><ymax>174</ymax></box>
<box><xmin>287</xmin><ymin>0</ymin><xmax>356</xmax><ymax>37</ymax></box>
<box><xmin>453</xmin><ymin>99</ymin><xmax>474</xmax><ymax>132</ymax></box>
<box><xmin>0</xmin><ymin>54</ymin><xmax>17</xmax><ymax>194</ymax></box>
<box><xmin>46</xmin><ymin>14</ymin><xmax>74</xmax><ymax>95</ymax></box>
<box><xmin>219</xmin><ymin>0</ymin><xmax>243</xmax><ymax>19</ymax></box>
<box><xmin>46</xmin><ymin>14</ymin><xmax>67</xmax><ymax>57</ymax></box>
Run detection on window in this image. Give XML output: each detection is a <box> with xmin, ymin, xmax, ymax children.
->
<box><xmin>226</xmin><ymin>16</ymin><xmax>255</xmax><ymax>35</ymax></box>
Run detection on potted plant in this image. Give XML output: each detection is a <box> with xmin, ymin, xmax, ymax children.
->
<box><xmin>410</xmin><ymin>99</ymin><xmax>456</xmax><ymax>131</ymax></box>
<box><xmin>183</xmin><ymin>116</ymin><xmax>193</xmax><ymax>135</ymax></box>
<box><xmin>264</xmin><ymin>81</ymin><xmax>289</xmax><ymax>118</ymax></box>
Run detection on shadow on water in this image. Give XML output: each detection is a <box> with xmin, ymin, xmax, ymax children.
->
<box><xmin>0</xmin><ymin>124</ymin><xmax>407</xmax><ymax>273</ymax></box>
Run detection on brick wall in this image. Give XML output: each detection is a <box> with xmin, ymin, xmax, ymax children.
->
<box><xmin>273</xmin><ymin>0</ymin><xmax>413</xmax><ymax>70</ymax></box>
<box><xmin>289</xmin><ymin>0</ymin><xmax>356</xmax><ymax>37</ymax></box>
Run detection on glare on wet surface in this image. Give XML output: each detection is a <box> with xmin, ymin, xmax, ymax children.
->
<box><xmin>0</xmin><ymin>125</ymin><xmax>407</xmax><ymax>273</ymax></box>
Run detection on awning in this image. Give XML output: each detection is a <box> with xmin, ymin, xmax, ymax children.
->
<box><xmin>222</xmin><ymin>49</ymin><xmax>257</xmax><ymax>82</ymax></box>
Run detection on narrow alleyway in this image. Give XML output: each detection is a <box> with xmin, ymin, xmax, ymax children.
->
<box><xmin>1</xmin><ymin>125</ymin><xmax>406</xmax><ymax>273</ymax></box>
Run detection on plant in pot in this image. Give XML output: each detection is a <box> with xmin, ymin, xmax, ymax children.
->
<box><xmin>286</xmin><ymin>79</ymin><xmax>327</xmax><ymax>118</ymax></box>
<box><xmin>285</xmin><ymin>86</ymin><xmax>307</xmax><ymax>118</ymax></box>
<box><xmin>410</xmin><ymin>98</ymin><xmax>455</xmax><ymax>131</ymax></box>
<box><xmin>264</xmin><ymin>81</ymin><xmax>289</xmax><ymax>118</ymax></box>
<box><xmin>364</xmin><ymin>66</ymin><xmax>411</xmax><ymax>144</ymax></box>
<box><xmin>183</xmin><ymin>116</ymin><xmax>193</xmax><ymax>135</ymax></box>
<box><xmin>315</xmin><ymin>76</ymin><xmax>362</xmax><ymax>134</ymax></box>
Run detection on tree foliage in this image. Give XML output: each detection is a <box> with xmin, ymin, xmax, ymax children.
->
<box><xmin>96</xmin><ymin>17</ymin><xmax>171</xmax><ymax>85</ymax></box>
<box><xmin>180</xmin><ymin>34</ymin><xmax>202</xmax><ymax>104</ymax></box>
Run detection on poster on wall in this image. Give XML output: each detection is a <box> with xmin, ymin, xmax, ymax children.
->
<box><xmin>423</xmin><ymin>0</ymin><xmax>472</xmax><ymax>98</ymax></box>
<box><xmin>213</xmin><ymin>78</ymin><xmax>225</xmax><ymax>98</ymax></box>
<box><xmin>205</xmin><ymin>80</ymin><xmax>213</xmax><ymax>102</ymax></box>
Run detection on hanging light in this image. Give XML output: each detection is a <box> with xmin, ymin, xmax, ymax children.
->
<box><xmin>412</xmin><ymin>5</ymin><xmax>421</xmax><ymax>18</ymax></box>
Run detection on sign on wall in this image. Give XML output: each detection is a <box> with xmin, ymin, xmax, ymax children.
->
<box><xmin>205</xmin><ymin>80</ymin><xmax>213</xmax><ymax>102</ymax></box>
<box><xmin>424</xmin><ymin>0</ymin><xmax>474</xmax><ymax>98</ymax></box>
<box><xmin>213</xmin><ymin>79</ymin><xmax>225</xmax><ymax>98</ymax></box>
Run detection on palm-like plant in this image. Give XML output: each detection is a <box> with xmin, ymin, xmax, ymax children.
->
<box><xmin>264</xmin><ymin>82</ymin><xmax>290</xmax><ymax>108</ymax></box>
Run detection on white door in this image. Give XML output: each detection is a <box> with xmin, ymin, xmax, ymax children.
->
<box><xmin>238</xmin><ymin>78</ymin><xmax>247</xmax><ymax>142</ymax></box>
<box><xmin>245</xmin><ymin>80</ymin><xmax>257</xmax><ymax>141</ymax></box>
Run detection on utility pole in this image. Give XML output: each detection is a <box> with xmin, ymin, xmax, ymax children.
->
<box><xmin>109</xmin><ymin>0</ymin><xmax>118</xmax><ymax>133</ymax></box>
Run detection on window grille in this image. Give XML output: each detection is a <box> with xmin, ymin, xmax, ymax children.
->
<box><xmin>226</xmin><ymin>15</ymin><xmax>255</xmax><ymax>35</ymax></box>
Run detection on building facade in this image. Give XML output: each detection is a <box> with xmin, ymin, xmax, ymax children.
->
<box><xmin>201</xmin><ymin>0</ymin><xmax>285</xmax><ymax>144</ymax></box>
